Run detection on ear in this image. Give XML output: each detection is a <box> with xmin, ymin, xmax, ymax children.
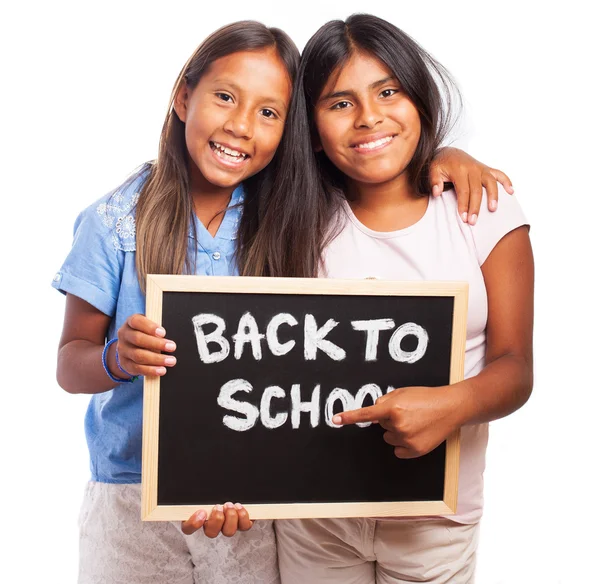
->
<box><xmin>173</xmin><ymin>82</ymin><xmax>190</xmax><ymax>123</ymax></box>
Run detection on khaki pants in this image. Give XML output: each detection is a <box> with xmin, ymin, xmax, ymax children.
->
<box><xmin>276</xmin><ymin>517</ymin><xmax>479</xmax><ymax>584</ymax></box>
<box><xmin>78</xmin><ymin>482</ymin><xmax>279</xmax><ymax>584</ymax></box>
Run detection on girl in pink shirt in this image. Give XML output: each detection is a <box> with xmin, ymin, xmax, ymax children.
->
<box><xmin>247</xmin><ymin>14</ymin><xmax>534</xmax><ymax>584</ymax></box>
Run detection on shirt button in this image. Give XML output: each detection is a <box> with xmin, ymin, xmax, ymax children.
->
<box><xmin>212</xmin><ymin>252</ymin><xmax>221</xmax><ymax>261</ymax></box>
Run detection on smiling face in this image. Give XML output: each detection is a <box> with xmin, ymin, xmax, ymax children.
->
<box><xmin>314</xmin><ymin>51</ymin><xmax>421</xmax><ymax>192</ymax></box>
<box><xmin>174</xmin><ymin>47</ymin><xmax>292</xmax><ymax>195</ymax></box>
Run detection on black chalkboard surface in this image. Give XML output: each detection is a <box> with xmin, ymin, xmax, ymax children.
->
<box><xmin>142</xmin><ymin>276</ymin><xmax>468</xmax><ymax>521</ymax></box>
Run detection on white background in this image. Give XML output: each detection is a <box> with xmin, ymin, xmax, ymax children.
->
<box><xmin>1</xmin><ymin>1</ymin><xmax>598</xmax><ymax>582</ymax></box>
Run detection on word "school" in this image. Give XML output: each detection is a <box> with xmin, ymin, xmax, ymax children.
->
<box><xmin>219</xmin><ymin>381</ymin><xmax>395</xmax><ymax>432</ymax></box>
<box><xmin>192</xmin><ymin>312</ymin><xmax>429</xmax><ymax>364</ymax></box>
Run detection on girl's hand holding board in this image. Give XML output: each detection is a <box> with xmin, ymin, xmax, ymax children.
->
<box><xmin>117</xmin><ymin>314</ymin><xmax>177</xmax><ymax>378</ymax></box>
<box><xmin>333</xmin><ymin>385</ymin><xmax>463</xmax><ymax>459</ymax></box>
<box><xmin>182</xmin><ymin>503</ymin><xmax>253</xmax><ymax>537</ymax></box>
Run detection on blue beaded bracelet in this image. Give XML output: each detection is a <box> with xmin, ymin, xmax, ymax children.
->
<box><xmin>115</xmin><ymin>343</ymin><xmax>139</xmax><ymax>381</ymax></box>
<box><xmin>102</xmin><ymin>338</ymin><xmax>138</xmax><ymax>383</ymax></box>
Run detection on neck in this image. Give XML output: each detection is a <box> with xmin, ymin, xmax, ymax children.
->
<box><xmin>346</xmin><ymin>173</ymin><xmax>428</xmax><ymax>232</ymax></box>
<box><xmin>188</xmin><ymin>166</ymin><xmax>237</xmax><ymax>236</ymax></box>
<box><xmin>189</xmin><ymin>165</ymin><xmax>236</xmax><ymax>207</ymax></box>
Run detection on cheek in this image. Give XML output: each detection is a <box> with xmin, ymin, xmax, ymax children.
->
<box><xmin>404</xmin><ymin>104</ymin><xmax>421</xmax><ymax>139</ymax></box>
<box><xmin>317</xmin><ymin>124</ymin><xmax>346</xmax><ymax>162</ymax></box>
<box><xmin>256</xmin><ymin>127</ymin><xmax>285</xmax><ymax>162</ymax></box>
<box><xmin>184</xmin><ymin>114</ymin><xmax>208</xmax><ymax>153</ymax></box>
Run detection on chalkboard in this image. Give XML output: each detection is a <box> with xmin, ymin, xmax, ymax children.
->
<box><xmin>142</xmin><ymin>276</ymin><xmax>468</xmax><ymax>521</ymax></box>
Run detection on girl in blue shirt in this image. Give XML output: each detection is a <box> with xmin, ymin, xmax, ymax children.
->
<box><xmin>54</xmin><ymin>18</ymin><xmax>513</xmax><ymax>584</ymax></box>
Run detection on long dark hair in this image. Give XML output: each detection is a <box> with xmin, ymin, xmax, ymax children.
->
<box><xmin>134</xmin><ymin>21</ymin><xmax>299</xmax><ymax>290</ymax></box>
<box><xmin>241</xmin><ymin>13</ymin><xmax>459</xmax><ymax>277</ymax></box>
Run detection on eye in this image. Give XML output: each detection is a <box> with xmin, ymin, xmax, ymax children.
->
<box><xmin>331</xmin><ymin>101</ymin><xmax>352</xmax><ymax>110</ymax></box>
<box><xmin>260</xmin><ymin>108</ymin><xmax>278</xmax><ymax>119</ymax></box>
<box><xmin>216</xmin><ymin>93</ymin><xmax>233</xmax><ymax>103</ymax></box>
<box><xmin>380</xmin><ymin>88</ymin><xmax>399</xmax><ymax>98</ymax></box>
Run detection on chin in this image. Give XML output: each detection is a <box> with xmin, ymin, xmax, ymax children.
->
<box><xmin>203</xmin><ymin>169</ymin><xmax>246</xmax><ymax>189</ymax></box>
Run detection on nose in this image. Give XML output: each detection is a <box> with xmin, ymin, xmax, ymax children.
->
<box><xmin>354</xmin><ymin>100</ymin><xmax>383</xmax><ymax>130</ymax></box>
<box><xmin>223</xmin><ymin>107</ymin><xmax>253</xmax><ymax>140</ymax></box>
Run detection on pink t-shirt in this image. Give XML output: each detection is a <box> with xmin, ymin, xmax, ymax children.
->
<box><xmin>321</xmin><ymin>187</ymin><xmax>528</xmax><ymax>524</ymax></box>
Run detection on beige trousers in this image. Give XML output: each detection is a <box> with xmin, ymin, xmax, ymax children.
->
<box><xmin>78</xmin><ymin>482</ymin><xmax>279</xmax><ymax>584</ymax></box>
<box><xmin>276</xmin><ymin>517</ymin><xmax>479</xmax><ymax>584</ymax></box>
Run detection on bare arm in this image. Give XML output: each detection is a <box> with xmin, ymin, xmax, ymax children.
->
<box><xmin>454</xmin><ymin>225</ymin><xmax>534</xmax><ymax>425</ymax></box>
<box><xmin>56</xmin><ymin>294</ymin><xmax>176</xmax><ymax>394</ymax></box>
<box><xmin>57</xmin><ymin>294</ymin><xmax>121</xmax><ymax>394</ymax></box>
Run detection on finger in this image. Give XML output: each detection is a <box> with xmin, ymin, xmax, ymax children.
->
<box><xmin>121</xmin><ymin>327</ymin><xmax>177</xmax><ymax>354</ymax></box>
<box><xmin>203</xmin><ymin>505</ymin><xmax>225</xmax><ymax>539</ymax></box>
<box><xmin>393</xmin><ymin>446</ymin><xmax>419</xmax><ymax>459</ymax></box>
<box><xmin>488</xmin><ymin>168</ymin><xmax>514</xmax><ymax>194</ymax></box>
<box><xmin>378</xmin><ymin>419</ymin><xmax>399</xmax><ymax>432</ymax></box>
<box><xmin>113</xmin><ymin>359</ymin><xmax>168</xmax><ymax>378</ymax></box>
<box><xmin>482</xmin><ymin>174</ymin><xmax>499</xmax><ymax>212</ymax></box>
<box><xmin>429</xmin><ymin>167</ymin><xmax>445</xmax><ymax>197</ymax></box>
<box><xmin>119</xmin><ymin>343</ymin><xmax>177</xmax><ymax>372</ymax></box>
<box><xmin>234</xmin><ymin>503</ymin><xmax>254</xmax><ymax>531</ymax></box>
<box><xmin>221</xmin><ymin>502</ymin><xmax>239</xmax><ymax>537</ymax></box>
<box><xmin>452</xmin><ymin>170</ymin><xmax>470</xmax><ymax>222</ymax></box>
<box><xmin>181</xmin><ymin>509</ymin><xmax>207</xmax><ymax>535</ymax></box>
<box><xmin>467</xmin><ymin>172</ymin><xmax>482</xmax><ymax>224</ymax></box>
<box><xmin>127</xmin><ymin>314</ymin><xmax>167</xmax><ymax>337</ymax></box>
<box><xmin>383</xmin><ymin>431</ymin><xmax>405</xmax><ymax>447</ymax></box>
<box><xmin>332</xmin><ymin>403</ymin><xmax>386</xmax><ymax>426</ymax></box>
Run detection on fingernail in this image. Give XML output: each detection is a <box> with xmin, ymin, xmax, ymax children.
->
<box><xmin>225</xmin><ymin>502</ymin><xmax>234</xmax><ymax>509</ymax></box>
<box><xmin>490</xmin><ymin>200</ymin><xmax>498</xmax><ymax>211</ymax></box>
<box><xmin>461</xmin><ymin>212</ymin><xmax>468</xmax><ymax>222</ymax></box>
<box><xmin>164</xmin><ymin>356</ymin><xmax>177</xmax><ymax>366</ymax></box>
<box><xmin>156</xmin><ymin>367</ymin><xmax>167</xmax><ymax>376</ymax></box>
<box><xmin>234</xmin><ymin>503</ymin><xmax>243</xmax><ymax>510</ymax></box>
<box><xmin>507</xmin><ymin>186</ymin><xmax>514</xmax><ymax>194</ymax></box>
<box><xmin>432</xmin><ymin>184</ymin><xmax>440</xmax><ymax>197</ymax></box>
<box><xmin>215</xmin><ymin>504</ymin><xmax>223</xmax><ymax>513</ymax></box>
<box><xmin>165</xmin><ymin>341</ymin><xmax>176</xmax><ymax>351</ymax></box>
<box><xmin>469</xmin><ymin>214</ymin><xmax>478</xmax><ymax>225</ymax></box>
<box><xmin>332</xmin><ymin>415</ymin><xmax>342</xmax><ymax>425</ymax></box>
<box><xmin>156</xmin><ymin>327</ymin><xmax>166</xmax><ymax>337</ymax></box>
<box><xmin>195</xmin><ymin>510</ymin><xmax>207</xmax><ymax>522</ymax></box>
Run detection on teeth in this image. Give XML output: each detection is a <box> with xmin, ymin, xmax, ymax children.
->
<box><xmin>212</xmin><ymin>142</ymin><xmax>246</xmax><ymax>158</ymax></box>
<box><xmin>356</xmin><ymin>136</ymin><xmax>393</xmax><ymax>149</ymax></box>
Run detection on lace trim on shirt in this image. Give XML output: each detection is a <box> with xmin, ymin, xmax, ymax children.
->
<box><xmin>96</xmin><ymin>192</ymin><xmax>140</xmax><ymax>253</ymax></box>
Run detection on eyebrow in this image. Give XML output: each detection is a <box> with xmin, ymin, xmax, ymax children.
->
<box><xmin>319</xmin><ymin>76</ymin><xmax>397</xmax><ymax>102</ymax></box>
<box><xmin>211</xmin><ymin>78</ymin><xmax>288</xmax><ymax>111</ymax></box>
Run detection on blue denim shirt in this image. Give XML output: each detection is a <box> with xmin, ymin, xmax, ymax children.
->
<box><xmin>52</xmin><ymin>164</ymin><xmax>244</xmax><ymax>483</ymax></box>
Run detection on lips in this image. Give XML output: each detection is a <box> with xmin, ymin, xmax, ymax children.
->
<box><xmin>351</xmin><ymin>133</ymin><xmax>396</xmax><ymax>153</ymax></box>
<box><xmin>210</xmin><ymin>140</ymin><xmax>251</xmax><ymax>163</ymax></box>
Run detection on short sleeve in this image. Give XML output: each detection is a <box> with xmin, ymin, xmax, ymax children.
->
<box><xmin>52</xmin><ymin>201</ymin><xmax>125</xmax><ymax>317</ymax></box>
<box><xmin>471</xmin><ymin>185</ymin><xmax>529</xmax><ymax>265</ymax></box>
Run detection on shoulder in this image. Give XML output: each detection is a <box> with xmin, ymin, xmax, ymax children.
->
<box><xmin>439</xmin><ymin>184</ymin><xmax>528</xmax><ymax>265</ymax></box>
<box><xmin>76</xmin><ymin>163</ymin><xmax>152</xmax><ymax>253</ymax></box>
<box><xmin>436</xmin><ymin>183</ymin><xmax>527</xmax><ymax>226</ymax></box>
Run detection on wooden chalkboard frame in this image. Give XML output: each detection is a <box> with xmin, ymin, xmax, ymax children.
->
<box><xmin>142</xmin><ymin>275</ymin><xmax>468</xmax><ymax>521</ymax></box>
